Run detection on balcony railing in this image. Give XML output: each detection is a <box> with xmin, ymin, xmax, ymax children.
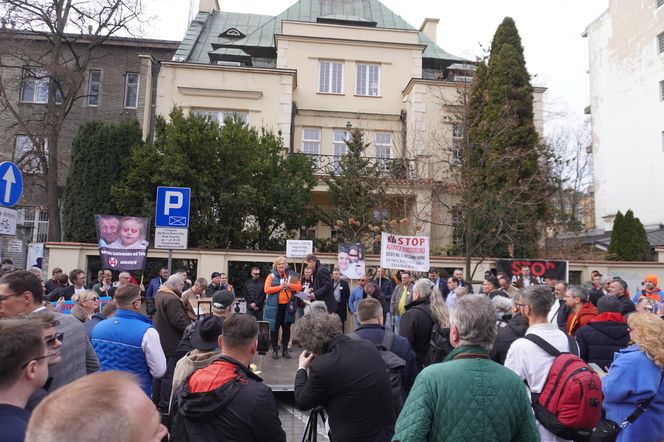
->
<box><xmin>297</xmin><ymin>153</ymin><xmax>419</xmax><ymax>180</ymax></box>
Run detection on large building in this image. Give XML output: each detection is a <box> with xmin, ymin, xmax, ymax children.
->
<box><xmin>584</xmin><ymin>0</ymin><xmax>664</xmax><ymax>232</ymax></box>
<box><xmin>0</xmin><ymin>31</ymin><xmax>177</xmax><ymax>242</ymax></box>
<box><xmin>147</xmin><ymin>0</ymin><xmax>546</xmax><ymax>248</ymax></box>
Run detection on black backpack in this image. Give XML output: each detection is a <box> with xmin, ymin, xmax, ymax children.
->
<box><xmin>424</xmin><ymin>324</ymin><xmax>454</xmax><ymax>366</ymax></box>
<box><xmin>349</xmin><ymin>331</ymin><xmax>406</xmax><ymax>415</ymax></box>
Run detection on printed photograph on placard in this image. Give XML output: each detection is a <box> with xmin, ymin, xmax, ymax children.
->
<box><xmin>95</xmin><ymin>214</ymin><xmax>150</xmax><ymax>271</ymax></box>
<box><xmin>338</xmin><ymin>243</ymin><xmax>365</xmax><ymax>280</ymax></box>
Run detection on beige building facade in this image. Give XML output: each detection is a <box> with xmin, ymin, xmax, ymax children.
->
<box><xmin>147</xmin><ymin>0</ymin><xmax>545</xmax><ymax>249</ymax></box>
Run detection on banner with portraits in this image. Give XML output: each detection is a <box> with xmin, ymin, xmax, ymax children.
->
<box><xmin>337</xmin><ymin>243</ymin><xmax>365</xmax><ymax>280</ymax></box>
<box><xmin>95</xmin><ymin>215</ymin><xmax>150</xmax><ymax>271</ymax></box>
<box><xmin>380</xmin><ymin>232</ymin><xmax>430</xmax><ymax>272</ymax></box>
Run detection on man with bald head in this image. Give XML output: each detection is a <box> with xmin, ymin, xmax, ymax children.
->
<box><xmin>26</xmin><ymin>371</ymin><xmax>168</xmax><ymax>442</ymax></box>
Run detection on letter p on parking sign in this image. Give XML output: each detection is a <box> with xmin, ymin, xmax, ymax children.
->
<box><xmin>156</xmin><ymin>187</ymin><xmax>191</xmax><ymax>228</ymax></box>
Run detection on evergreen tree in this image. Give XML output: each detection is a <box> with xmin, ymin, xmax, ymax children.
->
<box><xmin>317</xmin><ymin>129</ymin><xmax>386</xmax><ymax>244</ymax></box>
<box><xmin>111</xmin><ymin>109</ymin><xmax>316</xmax><ymax>250</ymax></box>
<box><xmin>608</xmin><ymin>210</ymin><xmax>652</xmax><ymax>261</ymax></box>
<box><xmin>63</xmin><ymin>119</ymin><xmax>142</xmax><ymax>242</ymax></box>
<box><xmin>462</xmin><ymin>17</ymin><xmax>551</xmax><ymax>259</ymax></box>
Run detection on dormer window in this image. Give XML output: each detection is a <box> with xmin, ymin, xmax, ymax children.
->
<box><xmin>220</xmin><ymin>28</ymin><xmax>245</xmax><ymax>39</ymax></box>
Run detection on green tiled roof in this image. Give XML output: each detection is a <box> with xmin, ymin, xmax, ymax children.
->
<box><xmin>181</xmin><ymin>0</ymin><xmax>465</xmax><ymax>63</ymax></box>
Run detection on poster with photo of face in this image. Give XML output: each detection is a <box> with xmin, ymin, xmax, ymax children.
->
<box><xmin>338</xmin><ymin>243</ymin><xmax>365</xmax><ymax>280</ymax></box>
<box><xmin>95</xmin><ymin>215</ymin><xmax>150</xmax><ymax>271</ymax></box>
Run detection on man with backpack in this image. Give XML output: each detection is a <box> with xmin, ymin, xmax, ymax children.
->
<box><xmin>353</xmin><ymin>298</ymin><xmax>417</xmax><ymax>400</ymax></box>
<box><xmin>505</xmin><ymin>285</ymin><xmax>602</xmax><ymax>442</ymax></box>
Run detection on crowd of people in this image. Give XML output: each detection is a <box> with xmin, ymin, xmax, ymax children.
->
<box><xmin>1</xmin><ymin>256</ymin><xmax>664</xmax><ymax>441</ymax></box>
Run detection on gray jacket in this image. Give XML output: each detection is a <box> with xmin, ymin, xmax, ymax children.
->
<box><xmin>34</xmin><ymin>307</ymin><xmax>99</xmax><ymax>390</ymax></box>
<box><xmin>390</xmin><ymin>283</ymin><xmax>414</xmax><ymax>316</ymax></box>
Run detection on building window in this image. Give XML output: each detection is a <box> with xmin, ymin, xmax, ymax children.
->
<box><xmin>373</xmin><ymin>209</ymin><xmax>390</xmax><ymax>223</ymax></box>
<box><xmin>660</xmin><ymin>80</ymin><xmax>664</xmax><ymax>101</ymax></box>
<box><xmin>18</xmin><ymin>208</ymin><xmax>49</xmax><ymax>243</ymax></box>
<box><xmin>123</xmin><ymin>73</ymin><xmax>140</xmax><ymax>108</ymax></box>
<box><xmin>87</xmin><ymin>70</ymin><xmax>101</xmax><ymax>106</ymax></box>
<box><xmin>302</xmin><ymin>128</ymin><xmax>321</xmax><ymax>165</ymax></box>
<box><xmin>375</xmin><ymin>132</ymin><xmax>392</xmax><ymax>170</ymax></box>
<box><xmin>658</xmin><ymin>0</ymin><xmax>664</xmax><ymax>8</ymax></box>
<box><xmin>14</xmin><ymin>135</ymin><xmax>48</xmax><ymax>173</ymax></box>
<box><xmin>20</xmin><ymin>67</ymin><xmax>61</xmax><ymax>104</ymax></box>
<box><xmin>332</xmin><ymin>130</ymin><xmax>348</xmax><ymax>174</ymax></box>
<box><xmin>452</xmin><ymin>124</ymin><xmax>463</xmax><ymax>164</ymax></box>
<box><xmin>318</xmin><ymin>61</ymin><xmax>343</xmax><ymax>94</ymax></box>
<box><xmin>192</xmin><ymin>110</ymin><xmax>248</xmax><ymax>125</ymax></box>
<box><xmin>356</xmin><ymin>63</ymin><xmax>380</xmax><ymax>96</ymax></box>
<box><xmin>659</xmin><ymin>32</ymin><xmax>664</xmax><ymax>54</ymax></box>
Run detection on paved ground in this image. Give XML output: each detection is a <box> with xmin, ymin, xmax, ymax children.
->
<box><xmin>276</xmin><ymin>393</ymin><xmax>329</xmax><ymax>441</ymax></box>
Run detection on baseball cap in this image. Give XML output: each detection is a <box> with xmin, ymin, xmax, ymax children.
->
<box><xmin>190</xmin><ymin>316</ymin><xmax>223</xmax><ymax>351</ymax></box>
<box><xmin>644</xmin><ymin>275</ymin><xmax>658</xmax><ymax>286</ymax></box>
<box><xmin>211</xmin><ymin>271</ymin><xmax>221</xmax><ymax>279</ymax></box>
<box><xmin>211</xmin><ymin>290</ymin><xmax>234</xmax><ymax>312</ymax></box>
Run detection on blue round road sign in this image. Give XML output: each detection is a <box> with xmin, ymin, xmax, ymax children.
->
<box><xmin>0</xmin><ymin>162</ymin><xmax>23</xmax><ymax>208</ymax></box>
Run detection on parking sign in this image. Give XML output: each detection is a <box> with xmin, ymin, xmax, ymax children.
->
<box><xmin>155</xmin><ymin>187</ymin><xmax>191</xmax><ymax>228</ymax></box>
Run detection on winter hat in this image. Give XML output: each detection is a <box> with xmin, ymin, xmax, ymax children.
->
<box><xmin>644</xmin><ymin>275</ymin><xmax>658</xmax><ymax>286</ymax></box>
<box><xmin>190</xmin><ymin>316</ymin><xmax>223</xmax><ymax>351</ymax></box>
<box><xmin>211</xmin><ymin>290</ymin><xmax>234</xmax><ymax>312</ymax></box>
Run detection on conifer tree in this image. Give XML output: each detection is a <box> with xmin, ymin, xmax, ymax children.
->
<box><xmin>608</xmin><ymin>210</ymin><xmax>652</xmax><ymax>261</ymax></box>
<box><xmin>63</xmin><ymin>119</ymin><xmax>142</xmax><ymax>242</ymax></box>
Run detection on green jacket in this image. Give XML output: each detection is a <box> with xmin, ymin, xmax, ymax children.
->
<box><xmin>393</xmin><ymin>345</ymin><xmax>539</xmax><ymax>442</ymax></box>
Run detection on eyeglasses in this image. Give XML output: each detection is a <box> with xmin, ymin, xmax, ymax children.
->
<box><xmin>45</xmin><ymin>332</ymin><xmax>64</xmax><ymax>346</ymax></box>
<box><xmin>0</xmin><ymin>293</ymin><xmax>22</xmax><ymax>303</ymax></box>
<box><xmin>22</xmin><ymin>352</ymin><xmax>58</xmax><ymax>369</ymax></box>
<box><xmin>514</xmin><ymin>303</ymin><xmax>527</xmax><ymax>308</ymax></box>
<box><xmin>85</xmin><ymin>297</ymin><xmax>100</xmax><ymax>302</ymax></box>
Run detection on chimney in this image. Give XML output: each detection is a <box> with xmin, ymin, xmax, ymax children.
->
<box><xmin>419</xmin><ymin>18</ymin><xmax>439</xmax><ymax>43</ymax></box>
<box><xmin>198</xmin><ymin>0</ymin><xmax>220</xmax><ymax>13</ymax></box>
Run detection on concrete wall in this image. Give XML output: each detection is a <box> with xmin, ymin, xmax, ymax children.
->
<box><xmin>586</xmin><ymin>1</ymin><xmax>664</xmax><ymax>230</ymax></box>
<box><xmin>154</xmin><ymin>62</ymin><xmax>296</xmax><ymax>147</ymax></box>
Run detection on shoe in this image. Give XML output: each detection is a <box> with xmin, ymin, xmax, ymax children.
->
<box><xmin>282</xmin><ymin>350</ymin><xmax>291</xmax><ymax>359</ymax></box>
<box><xmin>272</xmin><ymin>351</ymin><xmax>279</xmax><ymax>359</ymax></box>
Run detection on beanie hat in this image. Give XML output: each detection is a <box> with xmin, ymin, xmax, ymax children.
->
<box><xmin>645</xmin><ymin>275</ymin><xmax>658</xmax><ymax>286</ymax></box>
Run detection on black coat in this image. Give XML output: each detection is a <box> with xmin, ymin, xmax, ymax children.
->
<box><xmin>294</xmin><ymin>335</ymin><xmax>395</xmax><ymax>442</ymax></box>
<box><xmin>334</xmin><ymin>279</ymin><xmax>350</xmax><ymax>321</ymax></box>
<box><xmin>170</xmin><ymin>356</ymin><xmax>285</xmax><ymax>442</ymax></box>
<box><xmin>617</xmin><ymin>294</ymin><xmax>636</xmax><ymax>316</ymax></box>
<box><xmin>400</xmin><ymin>298</ymin><xmax>435</xmax><ymax>371</ymax></box>
<box><xmin>312</xmin><ymin>260</ymin><xmax>337</xmax><ymax>313</ymax></box>
<box><xmin>575</xmin><ymin>315</ymin><xmax>630</xmax><ymax>369</ymax></box>
<box><xmin>490</xmin><ymin>314</ymin><xmax>528</xmax><ymax>365</ymax></box>
<box><xmin>589</xmin><ymin>288</ymin><xmax>604</xmax><ymax>307</ymax></box>
<box><xmin>243</xmin><ymin>278</ymin><xmax>266</xmax><ymax>309</ymax></box>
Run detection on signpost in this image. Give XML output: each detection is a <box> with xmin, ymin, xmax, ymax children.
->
<box><xmin>0</xmin><ymin>162</ymin><xmax>23</xmax><ymax>237</ymax></box>
<box><xmin>155</xmin><ymin>187</ymin><xmax>191</xmax><ymax>272</ymax></box>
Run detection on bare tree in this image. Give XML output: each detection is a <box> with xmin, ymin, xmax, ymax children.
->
<box><xmin>0</xmin><ymin>0</ymin><xmax>145</xmax><ymax>240</ymax></box>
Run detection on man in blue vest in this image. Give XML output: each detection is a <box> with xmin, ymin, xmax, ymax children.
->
<box><xmin>92</xmin><ymin>284</ymin><xmax>166</xmax><ymax>396</ymax></box>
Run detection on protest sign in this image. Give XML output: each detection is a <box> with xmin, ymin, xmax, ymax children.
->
<box><xmin>496</xmin><ymin>259</ymin><xmax>569</xmax><ymax>283</ymax></box>
<box><xmin>380</xmin><ymin>232</ymin><xmax>429</xmax><ymax>272</ymax></box>
<box><xmin>95</xmin><ymin>215</ymin><xmax>150</xmax><ymax>271</ymax></box>
<box><xmin>338</xmin><ymin>243</ymin><xmax>365</xmax><ymax>279</ymax></box>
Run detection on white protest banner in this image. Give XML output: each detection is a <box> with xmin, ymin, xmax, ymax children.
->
<box><xmin>380</xmin><ymin>232</ymin><xmax>430</xmax><ymax>272</ymax></box>
<box><xmin>286</xmin><ymin>240</ymin><xmax>313</xmax><ymax>258</ymax></box>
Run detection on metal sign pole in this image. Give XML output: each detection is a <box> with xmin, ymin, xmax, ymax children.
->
<box><xmin>168</xmin><ymin>249</ymin><xmax>173</xmax><ymax>274</ymax></box>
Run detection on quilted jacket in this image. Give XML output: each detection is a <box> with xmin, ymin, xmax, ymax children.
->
<box><xmin>393</xmin><ymin>345</ymin><xmax>539</xmax><ymax>442</ymax></box>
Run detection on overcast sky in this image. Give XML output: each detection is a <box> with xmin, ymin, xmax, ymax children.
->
<box><xmin>144</xmin><ymin>0</ymin><xmax>609</xmax><ymax>136</ymax></box>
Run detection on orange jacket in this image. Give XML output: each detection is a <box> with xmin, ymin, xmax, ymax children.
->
<box><xmin>566</xmin><ymin>302</ymin><xmax>598</xmax><ymax>336</ymax></box>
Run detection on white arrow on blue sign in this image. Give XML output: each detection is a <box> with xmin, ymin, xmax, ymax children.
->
<box><xmin>0</xmin><ymin>162</ymin><xmax>23</xmax><ymax>208</ymax></box>
<box><xmin>155</xmin><ymin>186</ymin><xmax>191</xmax><ymax>228</ymax></box>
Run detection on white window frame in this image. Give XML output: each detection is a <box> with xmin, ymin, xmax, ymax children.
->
<box><xmin>87</xmin><ymin>69</ymin><xmax>102</xmax><ymax>107</ymax></box>
<box><xmin>14</xmin><ymin>135</ymin><xmax>48</xmax><ymax>173</ymax></box>
<box><xmin>332</xmin><ymin>130</ymin><xmax>348</xmax><ymax>174</ymax></box>
<box><xmin>318</xmin><ymin>60</ymin><xmax>344</xmax><ymax>94</ymax></box>
<box><xmin>123</xmin><ymin>72</ymin><xmax>140</xmax><ymax>109</ymax></box>
<box><xmin>356</xmin><ymin>63</ymin><xmax>380</xmax><ymax>96</ymax></box>
<box><xmin>375</xmin><ymin>132</ymin><xmax>392</xmax><ymax>171</ymax></box>
<box><xmin>191</xmin><ymin>110</ymin><xmax>248</xmax><ymax>126</ymax></box>
<box><xmin>452</xmin><ymin>124</ymin><xmax>463</xmax><ymax>164</ymax></box>
<box><xmin>302</xmin><ymin>128</ymin><xmax>321</xmax><ymax>166</ymax></box>
<box><xmin>20</xmin><ymin>66</ymin><xmax>61</xmax><ymax>104</ymax></box>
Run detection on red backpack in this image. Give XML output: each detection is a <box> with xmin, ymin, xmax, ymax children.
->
<box><xmin>524</xmin><ymin>334</ymin><xmax>603</xmax><ymax>440</ymax></box>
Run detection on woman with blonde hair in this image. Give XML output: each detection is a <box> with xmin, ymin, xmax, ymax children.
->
<box><xmin>602</xmin><ymin>313</ymin><xmax>664</xmax><ymax>441</ymax></box>
<box><xmin>423</xmin><ymin>286</ymin><xmax>453</xmax><ymax>366</ymax></box>
<box><xmin>71</xmin><ymin>290</ymin><xmax>99</xmax><ymax>323</ymax></box>
<box><xmin>263</xmin><ymin>256</ymin><xmax>302</xmax><ymax>360</ymax></box>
